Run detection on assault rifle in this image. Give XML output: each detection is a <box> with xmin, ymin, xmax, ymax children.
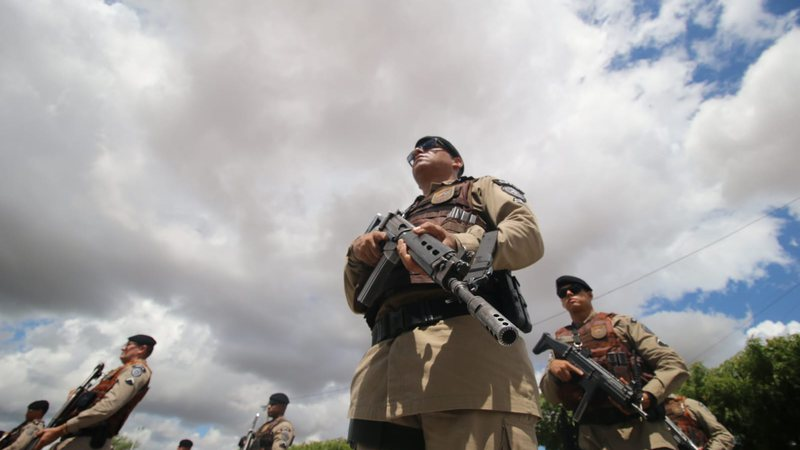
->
<box><xmin>357</xmin><ymin>211</ymin><xmax>518</xmax><ymax>345</ymax></box>
<box><xmin>239</xmin><ymin>412</ymin><xmax>260</xmax><ymax>450</ymax></box>
<box><xmin>25</xmin><ymin>362</ymin><xmax>105</xmax><ymax>450</ymax></box>
<box><xmin>533</xmin><ymin>334</ymin><xmax>699</xmax><ymax>450</ymax></box>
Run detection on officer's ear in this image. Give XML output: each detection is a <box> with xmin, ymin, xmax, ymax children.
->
<box><xmin>452</xmin><ymin>157</ymin><xmax>463</xmax><ymax>174</ymax></box>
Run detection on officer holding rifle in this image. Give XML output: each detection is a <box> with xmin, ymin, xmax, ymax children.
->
<box><xmin>344</xmin><ymin>136</ymin><xmax>545</xmax><ymax>449</ymax></box>
<box><xmin>539</xmin><ymin>276</ymin><xmax>689</xmax><ymax>449</ymax></box>
<box><xmin>35</xmin><ymin>334</ymin><xmax>155</xmax><ymax>450</ymax></box>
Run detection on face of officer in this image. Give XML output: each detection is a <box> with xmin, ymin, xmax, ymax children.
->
<box><xmin>408</xmin><ymin>139</ymin><xmax>463</xmax><ymax>191</ymax></box>
<box><xmin>119</xmin><ymin>340</ymin><xmax>149</xmax><ymax>363</ymax></box>
<box><xmin>267</xmin><ymin>402</ymin><xmax>286</xmax><ymax>419</ymax></box>
<box><xmin>25</xmin><ymin>408</ymin><xmax>44</xmax><ymax>422</ymax></box>
<box><xmin>558</xmin><ymin>283</ymin><xmax>594</xmax><ymax>319</ymax></box>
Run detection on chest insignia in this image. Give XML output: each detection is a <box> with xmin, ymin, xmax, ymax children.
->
<box><xmin>590</xmin><ymin>324</ymin><xmax>608</xmax><ymax>340</ymax></box>
<box><xmin>431</xmin><ymin>186</ymin><xmax>456</xmax><ymax>204</ymax></box>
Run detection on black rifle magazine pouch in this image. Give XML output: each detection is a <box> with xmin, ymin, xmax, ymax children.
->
<box><xmin>476</xmin><ymin>270</ymin><xmax>532</xmax><ymax>333</ymax></box>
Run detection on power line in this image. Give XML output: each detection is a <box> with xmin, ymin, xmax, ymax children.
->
<box><xmin>533</xmin><ymin>194</ymin><xmax>800</xmax><ymax>326</ymax></box>
<box><xmin>685</xmin><ymin>280</ymin><xmax>800</xmax><ymax>363</ymax></box>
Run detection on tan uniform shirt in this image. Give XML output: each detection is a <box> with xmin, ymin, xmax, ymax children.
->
<box><xmin>4</xmin><ymin>419</ymin><xmax>45</xmax><ymax>450</ymax></box>
<box><xmin>540</xmin><ymin>313</ymin><xmax>689</xmax><ymax>450</ymax></box>
<box><xmin>667</xmin><ymin>396</ymin><xmax>735</xmax><ymax>450</ymax></box>
<box><xmin>63</xmin><ymin>361</ymin><xmax>151</xmax><ymax>435</ymax></box>
<box><xmin>256</xmin><ymin>418</ymin><xmax>294</xmax><ymax>450</ymax></box>
<box><xmin>344</xmin><ymin>176</ymin><xmax>545</xmax><ymax>420</ymax></box>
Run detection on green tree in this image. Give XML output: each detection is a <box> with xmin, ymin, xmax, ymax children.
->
<box><xmin>292</xmin><ymin>438</ymin><xmax>350</xmax><ymax>450</ymax></box>
<box><xmin>111</xmin><ymin>434</ymin><xmax>137</xmax><ymax>450</ymax></box>
<box><xmin>536</xmin><ymin>399</ymin><xmax>579</xmax><ymax>450</ymax></box>
<box><xmin>697</xmin><ymin>334</ymin><xmax>800</xmax><ymax>449</ymax></box>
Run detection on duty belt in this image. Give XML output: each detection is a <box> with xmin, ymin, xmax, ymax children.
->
<box><xmin>371</xmin><ymin>298</ymin><xmax>469</xmax><ymax>345</ymax></box>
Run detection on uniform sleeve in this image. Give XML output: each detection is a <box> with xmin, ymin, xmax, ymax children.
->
<box><xmin>463</xmin><ymin>177</ymin><xmax>544</xmax><ymax>270</ymax></box>
<box><xmin>616</xmin><ymin>317</ymin><xmax>688</xmax><ymax>403</ymax></box>
<box><xmin>685</xmin><ymin>398</ymin><xmax>735</xmax><ymax>450</ymax></box>
<box><xmin>538</xmin><ymin>365</ymin><xmax>563</xmax><ymax>405</ymax></box>
<box><xmin>343</xmin><ymin>246</ymin><xmax>373</xmax><ymax>313</ymax></box>
<box><xmin>270</xmin><ymin>421</ymin><xmax>294</xmax><ymax>449</ymax></box>
<box><xmin>5</xmin><ymin>422</ymin><xmax>43</xmax><ymax>450</ymax></box>
<box><xmin>63</xmin><ymin>364</ymin><xmax>151</xmax><ymax>434</ymax></box>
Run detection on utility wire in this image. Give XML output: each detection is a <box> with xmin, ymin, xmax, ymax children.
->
<box><xmin>533</xmin><ymin>194</ymin><xmax>800</xmax><ymax>326</ymax></box>
<box><xmin>685</xmin><ymin>280</ymin><xmax>800</xmax><ymax>363</ymax></box>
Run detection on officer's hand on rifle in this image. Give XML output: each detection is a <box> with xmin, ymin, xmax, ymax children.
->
<box><xmin>34</xmin><ymin>425</ymin><xmax>66</xmax><ymax>450</ymax></box>
<box><xmin>396</xmin><ymin>222</ymin><xmax>457</xmax><ymax>274</ymax></box>
<box><xmin>351</xmin><ymin>231</ymin><xmax>388</xmax><ymax>266</ymax></box>
<box><xmin>548</xmin><ymin>359</ymin><xmax>584</xmax><ymax>382</ymax></box>
<box><xmin>607</xmin><ymin>379</ymin><xmax>653</xmax><ymax>415</ymax></box>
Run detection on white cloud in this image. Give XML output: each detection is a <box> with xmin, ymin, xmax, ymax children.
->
<box><xmin>746</xmin><ymin>320</ymin><xmax>800</xmax><ymax>340</ymax></box>
<box><xmin>1</xmin><ymin>0</ymin><xmax>798</xmax><ymax>446</ymax></box>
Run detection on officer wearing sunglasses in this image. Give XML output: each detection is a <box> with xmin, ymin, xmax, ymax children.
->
<box><xmin>539</xmin><ymin>276</ymin><xmax>689</xmax><ymax>450</ymax></box>
<box><xmin>345</xmin><ymin>136</ymin><xmax>545</xmax><ymax>449</ymax></box>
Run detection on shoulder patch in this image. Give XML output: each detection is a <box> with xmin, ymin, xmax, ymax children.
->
<box><xmin>431</xmin><ymin>186</ymin><xmax>456</xmax><ymax>204</ymax></box>
<box><xmin>131</xmin><ymin>365</ymin><xmax>146</xmax><ymax>377</ymax></box>
<box><xmin>493</xmin><ymin>179</ymin><xmax>526</xmax><ymax>203</ymax></box>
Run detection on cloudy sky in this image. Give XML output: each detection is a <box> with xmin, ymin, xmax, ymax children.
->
<box><xmin>1</xmin><ymin>0</ymin><xmax>799</xmax><ymax>448</ymax></box>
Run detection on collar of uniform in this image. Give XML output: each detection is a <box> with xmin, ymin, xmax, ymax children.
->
<box><xmin>571</xmin><ymin>310</ymin><xmax>598</xmax><ymax>328</ymax></box>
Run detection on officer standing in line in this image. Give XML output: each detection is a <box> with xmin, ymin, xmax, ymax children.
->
<box><xmin>539</xmin><ymin>276</ymin><xmax>689</xmax><ymax>450</ymax></box>
<box><xmin>246</xmin><ymin>393</ymin><xmax>294</xmax><ymax>450</ymax></box>
<box><xmin>664</xmin><ymin>395</ymin><xmax>735</xmax><ymax>450</ymax></box>
<box><xmin>344</xmin><ymin>136</ymin><xmax>545</xmax><ymax>449</ymax></box>
<box><xmin>35</xmin><ymin>334</ymin><xmax>156</xmax><ymax>450</ymax></box>
<box><xmin>177</xmin><ymin>438</ymin><xmax>194</xmax><ymax>450</ymax></box>
<box><xmin>0</xmin><ymin>401</ymin><xmax>49</xmax><ymax>450</ymax></box>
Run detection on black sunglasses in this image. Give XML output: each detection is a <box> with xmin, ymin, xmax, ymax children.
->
<box><xmin>406</xmin><ymin>138</ymin><xmax>447</xmax><ymax>166</ymax></box>
<box><xmin>557</xmin><ymin>284</ymin><xmax>585</xmax><ymax>299</ymax></box>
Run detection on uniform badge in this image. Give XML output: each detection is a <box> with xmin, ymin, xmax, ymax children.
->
<box><xmin>493</xmin><ymin>179</ymin><xmax>527</xmax><ymax>203</ymax></box>
<box><xmin>431</xmin><ymin>186</ymin><xmax>456</xmax><ymax>204</ymax></box>
<box><xmin>591</xmin><ymin>324</ymin><xmax>607</xmax><ymax>339</ymax></box>
<box><xmin>131</xmin><ymin>365</ymin><xmax>146</xmax><ymax>377</ymax></box>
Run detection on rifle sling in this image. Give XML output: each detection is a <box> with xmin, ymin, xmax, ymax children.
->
<box><xmin>371</xmin><ymin>298</ymin><xmax>468</xmax><ymax>345</ymax></box>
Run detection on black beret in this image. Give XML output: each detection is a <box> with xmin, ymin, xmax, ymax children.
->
<box><xmin>414</xmin><ymin>136</ymin><xmax>464</xmax><ymax>176</ymax></box>
<box><xmin>179</xmin><ymin>439</ymin><xmax>193</xmax><ymax>448</ymax></box>
<box><xmin>128</xmin><ymin>334</ymin><xmax>157</xmax><ymax>347</ymax></box>
<box><xmin>28</xmin><ymin>400</ymin><xmax>49</xmax><ymax>413</ymax></box>
<box><xmin>555</xmin><ymin>275</ymin><xmax>592</xmax><ymax>294</ymax></box>
<box><xmin>269</xmin><ymin>393</ymin><xmax>290</xmax><ymax>405</ymax></box>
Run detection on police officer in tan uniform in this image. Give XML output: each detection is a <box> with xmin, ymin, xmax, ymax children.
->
<box><xmin>345</xmin><ymin>136</ymin><xmax>545</xmax><ymax>449</ymax></box>
<box><xmin>251</xmin><ymin>393</ymin><xmax>294</xmax><ymax>450</ymax></box>
<box><xmin>35</xmin><ymin>334</ymin><xmax>155</xmax><ymax>450</ymax></box>
<box><xmin>664</xmin><ymin>395</ymin><xmax>735</xmax><ymax>450</ymax></box>
<box><xmin>539</xmin><ymin>276</ymin><xmax>689</xmax><ymax>450</ymax></box>
<box><xmin>0</xmin><ymin>401</ymin><xmax>49</xmax><ymax>450</ymax></box>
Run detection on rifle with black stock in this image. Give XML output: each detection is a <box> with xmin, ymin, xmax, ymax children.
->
<box><xmin>357</xmin><ymin>210</ymin><xmax>519</xmax><ymax>346</ymax></box>
<box><xmin>239</xmin><ymin>412</ymin><xmax>260</xmax><ymax>450</ymax></box>
<box><xmin>533</xmin><ymin>333</ymin><xmax>699</xmax><ymax>450</ymax></box>
<box><xmin>24</xmin><ymin>362</ymin><xmax>105</xmax><ymax>450</ymax></box>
